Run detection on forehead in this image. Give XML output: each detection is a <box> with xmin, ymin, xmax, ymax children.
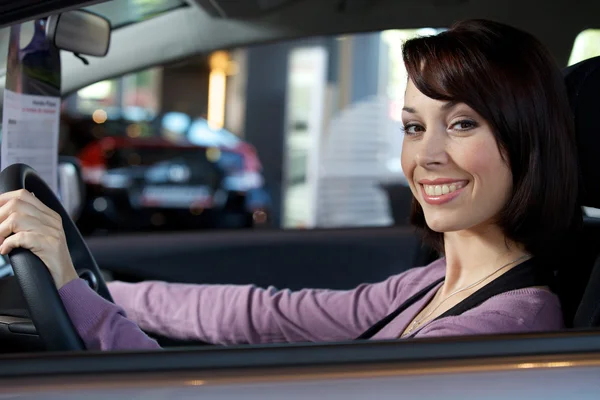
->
<box><xmin>403</xmin><ymin>79</ymin><xmax>449</xmax><ymax>110</ymax></box>
<box><xmin>404</xmin><ymin>80</ymin><xmax>424</xmax><ymax>101</ymax></box>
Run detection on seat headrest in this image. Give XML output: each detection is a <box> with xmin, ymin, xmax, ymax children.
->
<box><xmin>565</xmin><ymin>56</ymin><xmax>600</xmax><ymax>208</ymax></box>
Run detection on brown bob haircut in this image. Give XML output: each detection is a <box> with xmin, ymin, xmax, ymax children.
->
<box><xmin>403</xmin><ymin>19</ymin><xmax>581</xmax><ymax>257</ymax></box>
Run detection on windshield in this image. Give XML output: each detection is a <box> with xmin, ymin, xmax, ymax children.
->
<box><xmin>84</xmin><ymin>0</ymin><xmax>187</xmax><ymax>29</ymax></box>
<box><xmin>0</xmin><ymin>0</ymin><xmax>187</xmax><ymax>78</ymax></box>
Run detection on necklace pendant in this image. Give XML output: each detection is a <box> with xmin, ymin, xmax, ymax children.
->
<box><xmin>405</xmin><ymin>321</ymin><xmax>418</xmax><ymax>335</ymax></box>
<box><xmin>403</xmin><ymin>325</ymin><xmax>415</xmax><ymax>338</ymax></box>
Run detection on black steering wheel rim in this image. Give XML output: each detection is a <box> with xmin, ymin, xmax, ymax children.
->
<box><xmin>0</xmin><ymin>163</ymin><xmax>112</xmax><ymax>351</ymax></box>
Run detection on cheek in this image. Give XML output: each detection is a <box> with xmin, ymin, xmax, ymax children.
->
<box><xmin>400</xmin><ymin>142</ymin><xmax>414</xmax><ymax>177</ymax></box>
<box><xmin>456</xmin><ymin>139</ymin><xmax>511</xmax><ymax>189</ymax></box>
<box><xmin>401</xmin><ymin>143</ymin><xmax>422</xmax><ymax>199</ymax></box>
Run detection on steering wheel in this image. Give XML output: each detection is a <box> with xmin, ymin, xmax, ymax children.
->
<box><xmin>0</xmin><ymin>164</ymin><xmax>113</xmax><ymax>351</ymax></box>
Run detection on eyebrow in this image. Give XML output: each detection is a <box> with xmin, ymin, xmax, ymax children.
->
<box><xmin>402</xmin><ymin>101</ymin><xmax>458</xmax><ymax>114</ymax></box>
<box><xmin>441</xmin><ymin>100</ymin><xmax>459</xmax><ymax>111</ymax></box>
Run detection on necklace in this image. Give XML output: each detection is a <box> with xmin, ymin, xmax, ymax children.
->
<box><xmin>401</xmin><ymin>254</ymin><xmax>531</xmax><ymax>338</ymax></box>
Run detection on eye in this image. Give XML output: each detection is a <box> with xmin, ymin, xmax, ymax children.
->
<box><xmin>402</xmin><ymin>123</ymin><xmax>425</xmax><ymax>136</ymax></box>
<box><xmin>449</xmin><ymin>119</ymin><xmax>478</xmax><ymax>131</ymax></box>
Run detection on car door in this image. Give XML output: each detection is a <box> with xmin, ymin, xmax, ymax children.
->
<box><xmin>86</xmin><ymin>227</ymin><xmax>432</xmax><ymax>290</ymax></box>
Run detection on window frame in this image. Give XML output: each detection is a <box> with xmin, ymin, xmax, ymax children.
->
<box><xmin>2</xmin><ymin>330</ymin><xmax>600</xmax><ymax>379</ymax></box>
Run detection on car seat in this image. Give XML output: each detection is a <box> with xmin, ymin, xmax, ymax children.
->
<box><xmin>560</xmin><ymin>55</ymin><xmax>600</xmax><ymax>328</ymax></box>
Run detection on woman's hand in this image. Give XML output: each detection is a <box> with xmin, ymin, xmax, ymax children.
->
<box><xmin>0</xmin><ymin>189</ymin><xmax>78</xmax><ymax>289</ymax></box>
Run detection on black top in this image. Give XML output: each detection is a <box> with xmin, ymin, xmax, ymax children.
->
<box><xmin>357</xmin><ymin>257</ymin><xmax>553</xmax><ymax>340</ymax></box>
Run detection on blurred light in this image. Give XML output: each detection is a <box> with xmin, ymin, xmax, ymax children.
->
<box><xmin>102</xmin><ymin>173</ymin><xmax>131</xmax><ymax>189</ymax></box>
<box><xmin>151</xmin><ymin>213</ymin><xmax>165</xmax><ymax>226</ymax></box>
<box><xmin>516</xmin><ymin>361</ymin><xmax>574</xmax><ymax>369</ymax></box>
<box><xmin>79</xmin><ymin>81</ymin><xmax>112</xmax><ymax>99</ymax></box>
<box><xmin>128</xmin><ymin>153</ymin><xmax>141</xmax><ymax>165</ymax></box>
<box><xmin>186</xmin><ymin>380</ymin><xmax>205</xmax><ymax>386</ymax></box>
<box><xmin>206</xmin><ymin>147</ymin><xmax>221</xmax><ymax>162</ymax></box>
<box><xmin>123</xmin><ymin>106</ymin><xmax>151</xmax><ymax>122</ymax></box>
<box><xmin>93</xmin><ymin>197</ymin><xmax>108</xmax><ymax>212</ymax></box>
<box><xmin>209</xmin><ymin>51</ymin><xmax>229</xmax><ymax>70</ymax></box>
<box><xmin>127</xmin><ymin>124</ymin><xmax>142</xmax><ymax>138</ymax></box>
<box><xmin>92</xmin><ymin>109</ymin><xmax>108</xmax><ymax>124</ymax></box>
<box><xmin>516</xmin><ymin>363</ymin><xmax>536</xmax><ymax>369</ymax></box>
<box><xmin>82</xmin><ymin>166</ymin><xmax>106</xmax><ymax>185</ymax></box>
<box><xmin>416</xmin><ymin>27</ymin><xmax>439</xmax><ymax>37</ymax></box>
<box><xmin>188</xmin><ymin>119</ymin><xmax>239</xmax><ymax>148</ymax></box>
<box><xmin>208</xmin><ymin>70</ymin><xmax>226</xmax><ymax>130</ymax></box>
<box><xmin>168</xmin><ymin>165</ymin><xmax>191</xmax><ymax>183</ymax></box>
<box><xmin>208</xmin><ymin>51</ymin><xmax>229</xmax><ymax>130</ymax></box>
<box><xmin>253</xmin><ymin>210</ymin><xmax>267</xmax><ymax>224</ymax></box>
<box><xmin>162</xmin><ymin>112</ymin><xmax>191</xmax><ymax>135</ymax></box>
<box><xmin>223</xmin><ymin>172</ymin><xmax>263</xmax><ymax>191</ymax></box>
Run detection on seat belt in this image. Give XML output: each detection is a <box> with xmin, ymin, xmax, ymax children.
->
<box><xmin>356</xmin><ymin>257</ymin><xmax>552</xmax><ymax>340</ymax></box>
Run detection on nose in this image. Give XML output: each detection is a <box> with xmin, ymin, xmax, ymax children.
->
<box><xmin>415</xmin><ymin>128</ymin><xmax>448</xmax><ymax>167</ymax></box>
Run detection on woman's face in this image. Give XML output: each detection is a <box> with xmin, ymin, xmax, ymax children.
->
<box><xmin>401</xmin><ymin>80</ymin><xmax>513</xmax><ymax>234</ymax></box>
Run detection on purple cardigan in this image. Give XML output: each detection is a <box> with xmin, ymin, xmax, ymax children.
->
<box><xmin>58</xmin><ymin>258</ymin><xmax>564</xmax><ymax>350</ymax></box>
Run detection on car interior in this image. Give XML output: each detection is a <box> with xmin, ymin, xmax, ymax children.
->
<box><xmin>1</xmin><ymin>0</ymin><xmax>600</xmax><ymax>397</ymax></box>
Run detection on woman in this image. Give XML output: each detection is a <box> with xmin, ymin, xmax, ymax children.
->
<box><xmin>0</xmin><ymin>19</ymin><xmax>580</xmax><ymax>350</ymax></box>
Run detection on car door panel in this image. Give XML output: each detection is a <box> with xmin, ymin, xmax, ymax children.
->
<box><xmin>85</xmin><ymin>227</ymin><xmax>431</xmax><ymax>290</ymax></box>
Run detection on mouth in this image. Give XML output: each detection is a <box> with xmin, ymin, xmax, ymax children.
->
<box><xmin>419</xmin><ymin>180</ymin><xmax>468</xmax><ymax>205</ymax></box>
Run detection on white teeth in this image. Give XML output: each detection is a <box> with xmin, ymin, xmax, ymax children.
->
<box><xmin>422</xmin><ymin>181</ymin><xmax>465</xmax><ymax>196</ymax></box>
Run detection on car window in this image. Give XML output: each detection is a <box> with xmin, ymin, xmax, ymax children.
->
<box><xmin>84</xmin><ymin>0</ymin><xmax>188</xmax><ymax>29</ymax></box>
<box><xmin>62</xmin><ymin>28</ymin><xmax>445</xmax><ymax>236</ymax></box>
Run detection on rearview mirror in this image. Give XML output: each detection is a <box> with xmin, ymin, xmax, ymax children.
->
<box><xmin>45</xmin><ymin>10</ymin><xmax>111</xmax><ymax>57</ymax></box>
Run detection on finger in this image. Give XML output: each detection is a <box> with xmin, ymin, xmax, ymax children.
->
<box><xmin>0</xmin><ymin>212</ymin><xmax>58</xmax><ymax>243</ymax></box>
<box><xmin>0</xmin><ymin>190</ymin><xmax>34</xmax><ymax>207</ymax></box>
<box><xmin>0</xmin><ymin>231</ymin><xmax>43</xmax><ymax>255</ymax></box>
<box><xmin>0</xmin><ymin>190</ymin><xmax>60</xmax><ymax>222</ymax></box>
<box><xmin>0</xmin><ymin>198</ymin><xmax>61</xmax><ymax>232</ymax></box>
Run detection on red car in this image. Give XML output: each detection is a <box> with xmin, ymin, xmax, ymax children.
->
<box><xmin>76</xmin><ymin>131</ymin><xmax>271</xmax><ymax>234</ymax></box>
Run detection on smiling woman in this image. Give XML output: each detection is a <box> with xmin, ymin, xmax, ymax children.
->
<box><xmin>403</xmin><ymin>20</ymin><xmax>580</xmax><ymax>257</ymax></box>
<box><xmin>395</xmin><ymin>20</ymin><xmax>581</xmax><ymax>335</ymax></box>
<box><xmin>0</xmin><ymin>19</ymin><xmax>581</xmax><ymax>351</ymax></box>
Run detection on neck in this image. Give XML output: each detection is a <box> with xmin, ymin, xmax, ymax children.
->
<box><xmin>440</xmin><ymin>225</ymin><xmax>529</xmax><ymax>297</ymax></box>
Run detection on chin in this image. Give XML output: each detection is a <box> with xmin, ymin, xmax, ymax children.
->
<box><xmin>423</xmin><ymin>215</ymin><xmax>467</xmax><ymax>233</ymax></box>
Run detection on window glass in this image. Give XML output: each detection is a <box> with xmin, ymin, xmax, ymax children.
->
<box><xmin>70</xmin><ymin>68</ymin><xmax>162</xmax><ymax>121</ymax></box>
<box><xmin>85</xmin><ymin>0</ymin><xmax>187</xmax><ymax>29</ymax></box>
<box><xmin>62</xmin><ymin>29</ymin><xmax>443</xmax><ymax>236</ymax></box>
